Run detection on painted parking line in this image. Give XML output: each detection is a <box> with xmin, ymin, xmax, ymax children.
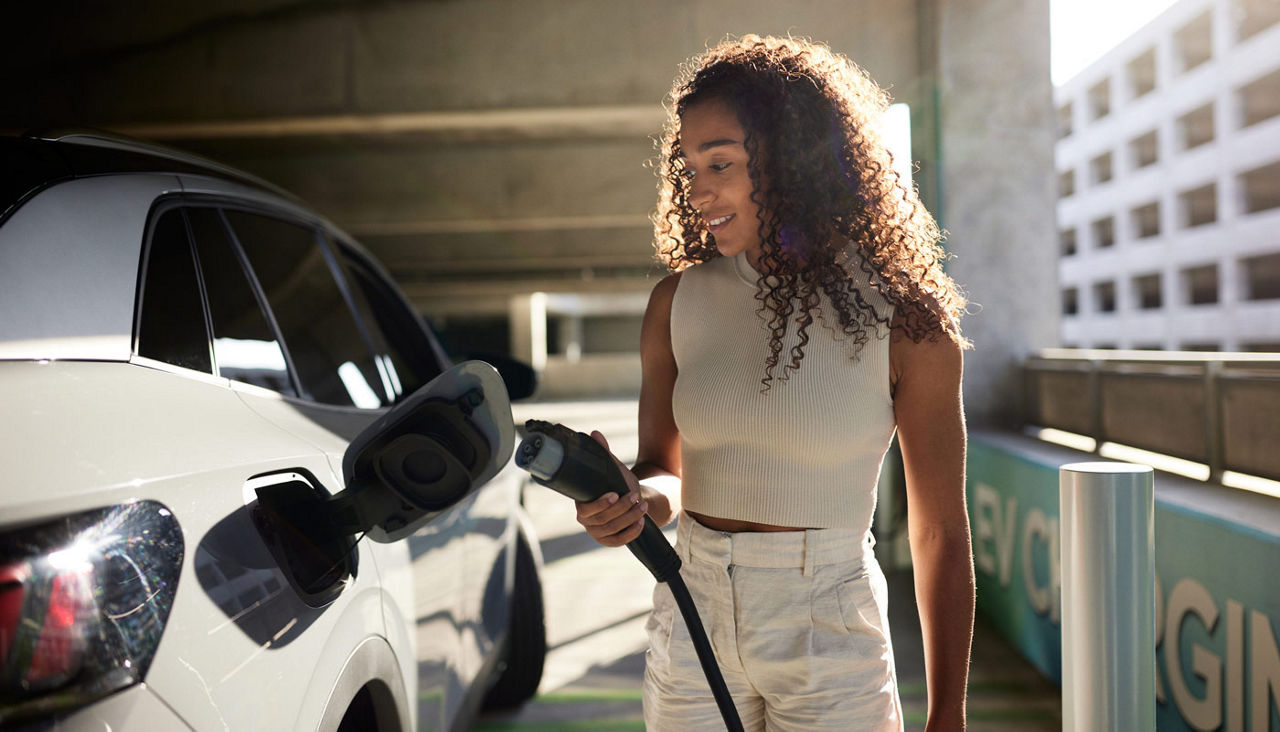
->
<box><xmin>527</xmin><ymin>689</ymin><xmax>643</xmax><ymax>704</ymax></box>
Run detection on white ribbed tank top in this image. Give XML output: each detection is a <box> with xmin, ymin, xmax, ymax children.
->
<box><xmin>670</xmin><ymin>250</ymin><xmax>896</xmax><ymax>531</ymax></box>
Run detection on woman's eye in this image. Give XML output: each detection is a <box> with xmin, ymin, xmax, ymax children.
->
<box><xmin>678</xmin><ymin>162</ymin><xmax>730</xmax><ymax>182</ymax></box>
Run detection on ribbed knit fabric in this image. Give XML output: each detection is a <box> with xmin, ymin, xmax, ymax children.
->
<box><xmin>670</xmin><ymin>250</ymin><xmax>896</xmax><ymax>531</ymax></box>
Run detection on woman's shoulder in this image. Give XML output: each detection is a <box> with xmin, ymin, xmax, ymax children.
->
<box><xmin>648</xmin><ymin>254</ymin><xmax>740</xmax><ymax>327</ymax></box>
<box><xmin>888</xmin><ymin>296</ymin><xmax>966</xmax><ymax>392</ymax></box>
<box><xmin>679</xmin><ymin>253</ymin><xmax>732</xmax><ymax>276</ymax></box>
<box><xmin>838</xmin><ymin>242</ymin><xmax>880</xmax><ymax>281</ymax></box>
<box><xmin>649</xmin><ymin>270</ymin><xmax>683</xmax><ymax>307</ymax></box>
<box><xmin>657</xmin><ymin>255</ymin><xmax>734</xmax><ymax>300</ymax></box>
<box><xmin>836</xmin><ymin>244</ymin><xmax>895</xmax><ymax>321</ymax></box>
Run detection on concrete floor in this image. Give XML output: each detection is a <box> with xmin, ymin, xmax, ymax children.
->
<box><xmin>476</xmin><ymin>399</ymin><xmax>1062</xmax><ymax>731</ymax></box>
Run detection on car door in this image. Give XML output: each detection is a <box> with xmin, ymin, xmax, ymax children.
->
<box><xmin>125</xmin><ymin>202</ymin><xmax>396</xmax><ymax>732</ymax></box>
<box><xmin>214</xmin><ymin>205</ymin><xmax>472</xmax><ymax>728</ymax></box>
<box><xmin>193</xmin><ymin>199</ymin><xmax>480</xmax><ymax>729</ymax></box>
<box><xmin>326</xmin><ymin>236</ymin><xmax>506</xmax><ymax>724</ymax></box>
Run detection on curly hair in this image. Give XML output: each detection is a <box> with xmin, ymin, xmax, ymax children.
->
<box><xmin>654</xmin><ymin>35</ymin><xmax>970</xmax><ymax>391</ymax></box>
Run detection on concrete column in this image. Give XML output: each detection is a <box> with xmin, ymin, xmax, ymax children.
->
<box><xmin>1162</xmin><ymin>263</ymin><xmax>1179</xmax><ymax>348</ymax></box>
<box><xmin>509</xmin><ymin>293</ymin><xmax>547</xmax><ymax>372</ymax></box>
<box><xmin>1219</xmin><ymin>253</ymin><xmax>1239</xmax><ymax>347</ymax></box>
<box><xmin>932</xmin><ymin>0</ymin><xmax>1059</xmax><ymax>427</ymax></box>
<box><xmin>1155</xmin><ymin>28</ymin><xmax>1177</xmax><ymax>91</ymax></box>
<box><xmin>562</xmin><ymin>314</ymin><xmax>584</xmax><ymax>363</ymax></box>
<box><xmin>909</xmin><ymin>0</ymin><xmax>944</xmax><ymax>225</ymax></box>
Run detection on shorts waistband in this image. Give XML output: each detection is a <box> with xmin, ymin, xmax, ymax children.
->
<box><xmin>675</xmin><ymin>512</ymin><xmax>874</xmax><ymax>577</ymax></box>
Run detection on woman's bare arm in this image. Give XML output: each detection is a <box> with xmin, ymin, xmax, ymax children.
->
<box><xmin>891</xmin><ymin>323</ymin><xmax>974</xmax><ymax>731</ymax></box>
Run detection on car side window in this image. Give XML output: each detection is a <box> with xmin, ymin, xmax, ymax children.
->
<box><xmin>224</xmin><ymin>210</ymin><xmax>387</xmax><ymax>408</ymax></box>
<box><xmin>136</xmin><ymin>208</ymin><xmax>214</xmax><ymax>373</ymax></box>
<box><xmin>186</xmin><ymin>207</ymin><xmax>296</xmax><ymax>396</ymax></box>
<box><xmin>337</xmin><ymin>246</ymin><xmax>444</xmax><ymax>397</ymax></box>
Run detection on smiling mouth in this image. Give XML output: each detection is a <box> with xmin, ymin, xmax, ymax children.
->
<box><xmin>706</xmin><ymin>214</ymin><xmax>734</xmax><ymax>228</ymax></box>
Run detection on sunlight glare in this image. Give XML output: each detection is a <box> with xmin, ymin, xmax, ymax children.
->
<box><xmin>1051</xmin><ymin>0</ymin><xmax>1178</xmax><ymax>85</ymax></box>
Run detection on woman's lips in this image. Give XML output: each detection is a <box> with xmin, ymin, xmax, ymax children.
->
<box><xmin>706</xmin><ymin>213</ymin><xmax>735</xmax><ymax>233</ymax></box>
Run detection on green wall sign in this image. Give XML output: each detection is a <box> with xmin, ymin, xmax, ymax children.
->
<box><xmin>967</xmin><ymin>436</ymin><xmax>1280</xmax><ymax>731</ymax></box>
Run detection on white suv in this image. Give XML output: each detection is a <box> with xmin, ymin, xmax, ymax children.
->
<box><xmin>0</xmin><ymin>132</ymin><xmax>546</xmax><ymax>730</ymax></box>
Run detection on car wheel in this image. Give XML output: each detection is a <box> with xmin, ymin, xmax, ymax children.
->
<box><xmin>336</xmin><ymin>686</ymin><xmax>383</xmax><ymax>732</ymax></box>
<box><xmin>482</xmin><ymin>534</ymin><xmax>546</xmax><ymax>710</ymax></box>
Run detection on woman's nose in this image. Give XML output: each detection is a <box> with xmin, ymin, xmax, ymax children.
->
<box><xmin>688</xmin><ymin>177</ymin><xmax>713</xmax><ymax>210</ymax></box>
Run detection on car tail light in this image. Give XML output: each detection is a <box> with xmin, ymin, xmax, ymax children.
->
<box><xmin>0</xmin><ymin>501</ymin><xmax>182</xmax><ymax>724</ymax></box>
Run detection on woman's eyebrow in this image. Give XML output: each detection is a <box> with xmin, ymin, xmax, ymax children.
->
<box><xmin>695</xmin><ymin>138</ymin><xmax>741</xmax><ymax>152</ymax></box>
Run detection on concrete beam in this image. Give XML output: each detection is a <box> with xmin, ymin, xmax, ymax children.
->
<box><xmin>113</xmin><ymin>105</ymin><xmax>666</xmax><ymax>144</ymax></box>
<box><xmin>180</xmin><ymin>136</ymin><xmax>658</xmax><ymax>230</ymax></box>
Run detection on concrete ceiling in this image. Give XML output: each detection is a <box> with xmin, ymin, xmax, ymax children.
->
<box><xmin>3</xmin><ymin>0</ymin><xmax>928</xmax><ymax>315</ymax></box>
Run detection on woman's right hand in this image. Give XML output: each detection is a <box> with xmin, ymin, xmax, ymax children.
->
<box><xmin>574</xmin><ymin>431</ymin><xmax>648</xmax><ymax>547</ymax></box>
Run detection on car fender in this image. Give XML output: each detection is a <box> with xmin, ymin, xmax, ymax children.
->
<box><xmin>514</xmin><ymin>497</ymin><xmax>545</xmax><ymax>575</ymax></box>
<box><xmin>313</xmin><ymin>635</ymin><xmax>411</xmax><ymax>732</ymax></box>
<box><xmin>365</xmin><ymin>539</ymin><xmax>417</xmax><ymax>729</ymax></box>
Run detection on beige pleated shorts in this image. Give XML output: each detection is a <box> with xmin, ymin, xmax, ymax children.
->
<box><xmin>643</xmin><ymin>513</ymin><xmax>903</xmax><ymax>731</ymax></box>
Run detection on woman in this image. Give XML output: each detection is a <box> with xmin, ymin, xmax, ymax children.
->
<box><xmin>578</xmin><ymin>35</ymin><xmax>974</xmax><ymax>731</ymax></box>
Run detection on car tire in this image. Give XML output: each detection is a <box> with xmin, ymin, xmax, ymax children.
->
<box><xmin>481</xmin><ymin>534</ymin><xmax>546</xmax><ymax>710</ymax></box>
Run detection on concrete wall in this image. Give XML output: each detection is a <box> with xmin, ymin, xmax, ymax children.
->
<box><xmin>539</xmin><ymin>354</ymin><xmax>644</xmax><ymax>400</ymax></box>
<box><xmin>967</xmin><ymin>431</ymin><xmax>1280</xmax><ymax>730</ymax></box>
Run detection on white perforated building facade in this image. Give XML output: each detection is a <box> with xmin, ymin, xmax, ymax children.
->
<box><xmin>1055</xmin><ymin>0</ymin><xmax>1280</xmax><ymax>351</ymax></box>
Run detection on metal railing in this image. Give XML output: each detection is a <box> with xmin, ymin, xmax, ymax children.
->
<box><xmin>1022</xmin><ymin>349</ymin><xmax>1280</xmax><ymax>485</ymax></box>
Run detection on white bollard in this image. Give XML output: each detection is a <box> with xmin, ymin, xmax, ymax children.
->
<box><xmin>1059</xmin><ymin>462</ymin><xmax>1156</xmax><ymax>732</ymax></box>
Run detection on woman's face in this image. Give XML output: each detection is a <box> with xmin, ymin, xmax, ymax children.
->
<box><xmin>679</xmin><ymin>98</ymin><xmax>766</xmax><ymax>266</ymax></box>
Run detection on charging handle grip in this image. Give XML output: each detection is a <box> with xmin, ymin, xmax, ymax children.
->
<box><xmin>518</xmin><ymin>421</ymin><xmax>682</xmax><ymax>583</ymax></box>
<box><xmin>626</xmin><ymin>515</ymin><xmax>682</xmax><ymax>584</ymax></box>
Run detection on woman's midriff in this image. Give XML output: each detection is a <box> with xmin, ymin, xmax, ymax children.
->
<box><xmin>687</xmin><ymin>510</ymin><xmax>809</xmax><ymax>533</ymax></box>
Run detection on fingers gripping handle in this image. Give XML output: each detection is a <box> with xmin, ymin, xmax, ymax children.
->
<box><xmin>517</xmin><ymin>420</ymin><xmax>682</xmax><ymax>584</ymax></box>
